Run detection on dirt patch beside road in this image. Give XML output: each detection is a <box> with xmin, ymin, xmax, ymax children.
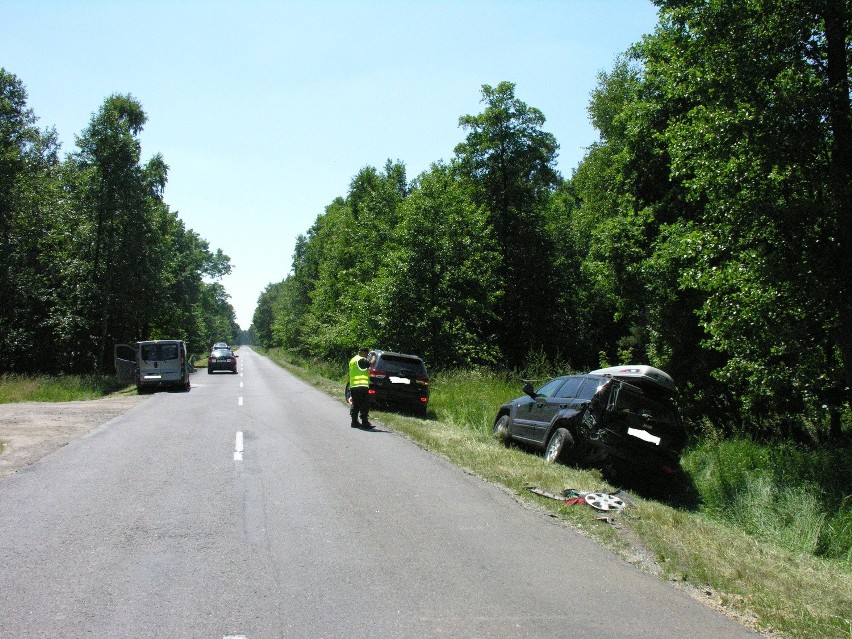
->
<box><xmin>0</xmin><ymin>394</ymin><xmax>149</xmax><ymax>479</ymax></box>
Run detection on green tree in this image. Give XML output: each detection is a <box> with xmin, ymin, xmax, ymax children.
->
<box><xmin>294</xmin><ymin>162</ymin><xmax>408</xmax><ymax>361</ymax></box>
<box><xmin>648</xmin><ymin>0</ymin><xmax>850</xmax><ymax>436</ymax></box>
<box><xmin>252</xmin><ymin>281</ymin><xmax>284</xmax><ymax>349</ymax></box>
<box><xmin>0</xmin><ymin>69</ymin><xmax>67</xmax><ymax>373</ymax></box>
<box><xmin>66</xmin><ymin>94</ymin><xmax>165</xmax><ymax>372</ymax></box>
<box><xmin>148</xmin><ymin>211</ymin><xmax>233</xmax><ymax>353</ymax></box>
<box><xmin>454</xmin><ymin>82</ymin><xmax>561</xmax><ymax>361</ymax></box>
<box><xmin>575</xmin><ymin>0</ymin><xmax>850</xmax><ymax>437</ymax></box>
<box><xmin>374</xmin><ymin>162</ymin><xmax>502</xmax><ymax>366</ymax></box>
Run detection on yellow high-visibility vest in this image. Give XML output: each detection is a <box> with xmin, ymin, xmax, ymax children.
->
<box><xmin>349</xmin><ymin>355</ymin><xmax>370</xmax><ymax>387</ymax></box>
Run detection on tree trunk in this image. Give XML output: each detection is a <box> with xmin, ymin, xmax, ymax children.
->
<box><xmin>823</xmin><ymin>0</ymin><xmax>852</xmax><ymax>434</ymax></box>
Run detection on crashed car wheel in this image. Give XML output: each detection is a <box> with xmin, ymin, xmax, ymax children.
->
<box><xmin>544</xmin><ymin>427</ymin><xmax>574</xmax><ymax>464</ymax></box>
<box><xmin>492</xmin><ymin>414</ymin><xmax>512</xmax><ymax>445</ymax></box>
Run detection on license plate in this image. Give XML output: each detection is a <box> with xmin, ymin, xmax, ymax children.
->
<box><xmin>389</xmin><ymin>376</ymin><xmax>410</xmax><ymax>384</ymax></box>
<box><xmin>628</xmin><ymin>427</ymin><xmax>661</xmax><ymax>445</ymax></box>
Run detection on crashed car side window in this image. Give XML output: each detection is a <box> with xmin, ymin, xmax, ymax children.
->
<box><xmin>554</xmin><ymin>377</ymin><xmax>583</xmax><ymax>399</ymax></box>
<box><xmin>535</xmin><ymin>378</ymin><xmax>567</xmax><ymax>398</ymax></box>
<box><xmin>577</xmin><ymin>379</ymin><xmax>605</xmax><ymax>400</ymax></box>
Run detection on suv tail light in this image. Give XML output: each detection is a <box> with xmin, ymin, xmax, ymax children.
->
<box><xmin>417</xmin><ymin>375</ymin><xmax>429</xmax><ymax>385</ymax></box>
<box><xmin>370</xmin><ymin>369</ymin><xmax>387</xmax><ymax>379</ymax></box>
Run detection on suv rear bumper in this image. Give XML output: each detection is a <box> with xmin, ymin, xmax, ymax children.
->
<box><xmin>369</xmin><ymin>385</ymin><xmax>429</xmax><ymax>410</ymax></box>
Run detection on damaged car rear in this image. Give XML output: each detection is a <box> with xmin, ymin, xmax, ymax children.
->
<box><xmin>492</xmin><ymin>365</ymin><xmax>685</xmax><ymax>476</ymax></box>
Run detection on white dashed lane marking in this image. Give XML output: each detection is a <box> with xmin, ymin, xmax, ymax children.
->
<box><xmin>234</xmin><ymin>431</ymin><xmax>244</xmax><ymax>461</ymax></box>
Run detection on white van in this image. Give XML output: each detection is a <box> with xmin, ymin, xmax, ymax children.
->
<box><xmin>115</xmin><ymin>340</ymin><xmax>192</xmax><ymax>393</ymax></box>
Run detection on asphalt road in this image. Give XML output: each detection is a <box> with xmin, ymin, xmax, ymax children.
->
<box><xmin>0</xmin><ymin>348</ymin><xmax>759</xmax><ymax>638</ymax></box>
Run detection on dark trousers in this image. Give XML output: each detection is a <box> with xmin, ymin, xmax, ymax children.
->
<box><xmin>350</xmin><ymin>386</ymin><xmax>370</xmax><ymax>425</ymax></box>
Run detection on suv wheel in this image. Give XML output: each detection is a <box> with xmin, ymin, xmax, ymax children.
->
<box><xmin>493</xmin><ymin>415</ymin><xmax>512</xmax><ymax>445</ymax></box>
<box><xmin>544</xmin><ymin>427</ymin><xmax>574</xmax><ymax>464</ymax></box>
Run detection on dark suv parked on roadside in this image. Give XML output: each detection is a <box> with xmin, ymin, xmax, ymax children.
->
<box><xmin>492</xmin><ymin>365</ymin><xmax>685</xmax><ymax>475</ymax></box>
<box><xmin>346</xmin><ymin>350</ymin><xmax>430</xmax><ymax>414</ymax></box>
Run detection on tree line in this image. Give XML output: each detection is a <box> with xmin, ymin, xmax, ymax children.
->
<box><xmin>254</xmin><ymin>0</ymin><xmax>850</xmax><ymax>443</ymax></box>
<box><xmin>0</xmin><ymin>69</ymin><xmax>239</xmax><ymax>374</ymax></box>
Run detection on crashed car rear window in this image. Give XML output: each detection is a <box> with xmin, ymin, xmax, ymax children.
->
<box><xmin>614</xmin><ymin>388</ymin><xmax>677</xmax><ymax>424</ymax></box>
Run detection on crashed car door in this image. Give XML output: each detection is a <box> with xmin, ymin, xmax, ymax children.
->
<box><xmin>527</xmin><ymin>378</ymin><xmax>580</xmax><ymax>445</ymax></box>
<box><xmin>529</xmin><ymin>377</ymin><xmax>584</xmax><ymax>444</ymax></box>
<box><xmin>514</xmin><ymin>377</ymin><xmax>566</xmax><ymax>442</ymax></box>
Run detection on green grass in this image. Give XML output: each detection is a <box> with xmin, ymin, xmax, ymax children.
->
<box><xmin>682</xmin><ymin>439</ymin><xmax>852</xmax><ymax>563</ymax></box>
<box><xmin>0</xmin><ymin>374</ymin><xmax>132</xmax><ymax>403</ymax></box>
<box><xmin>262</xmin><ymin>347</ymin><xmax>852</xmax><ymax>639</ymax></box>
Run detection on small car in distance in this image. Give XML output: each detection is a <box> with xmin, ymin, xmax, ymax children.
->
<box><xmin>208</xmin><ymin>347</ymin><xmax>238</xmax><ymax>374</ymax></box>
<box><xmin>492</xmin><ymin>365</ymin><xmax>685</xmax><ymax>475</ymax></box>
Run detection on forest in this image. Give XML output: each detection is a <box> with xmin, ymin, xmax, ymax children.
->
<box><xmin>0</xmin><ymin>71</ymin><xmax>240</xmax><ymax>373</ymax></box>
<box><xmin>252</xmin><ymin>0</ymin><xmax>851</xmax><ymax>444</ymax></box>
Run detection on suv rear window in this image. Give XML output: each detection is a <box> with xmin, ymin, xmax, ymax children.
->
<box><xmin>374</xmin><ymin>354</ymin><xmax>427</xmax><ymax>376</ymax></box>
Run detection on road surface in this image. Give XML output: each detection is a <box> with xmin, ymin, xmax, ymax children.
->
<box><xmin>0</xmin><ymin>348</ymin><xmax>759</xmax><ymax>638</ymax></box>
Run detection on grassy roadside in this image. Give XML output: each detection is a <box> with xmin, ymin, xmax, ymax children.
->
<box><xmin>262</xmin><ymin>347</ymin><xmax>851</xmax><ymax>639</ymax></box>
<box><xmin>0</xmin><ymin>374</ymin><xmax>133</xmax><ymax>403</ymax></box>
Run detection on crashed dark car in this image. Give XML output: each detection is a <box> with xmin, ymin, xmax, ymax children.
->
<box><xmin>492</xmin><ymin>365</ymin><xmax>685</xmax><ymax>475</ymax></box>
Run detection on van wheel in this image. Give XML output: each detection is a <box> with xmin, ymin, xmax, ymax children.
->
<box><xmin>493</xmin><ymin>415</ymin><xmax>512</xmax><ymax>445</ymax></box>
<box><xmin>544</xmin><ymin>428</ymin><xmax>574</xmax><ymax>464</ymax></box>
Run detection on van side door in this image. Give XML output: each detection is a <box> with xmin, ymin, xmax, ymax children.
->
<box><xmin>114</xmin><ymin>344</ymin><xmax>136</xmax><ymax>383</ymax></box>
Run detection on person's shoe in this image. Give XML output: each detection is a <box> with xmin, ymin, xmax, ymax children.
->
<box><xmin>351</xmin><ymin>422</ymin><xmax>360</xmax><ymax>428</ymax></box>
<box><xmin>361</xmin><ymin>421</ymin><xmax>373</xmax><ymax>429</ymax></box>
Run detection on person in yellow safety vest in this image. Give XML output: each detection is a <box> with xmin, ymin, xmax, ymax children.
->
<box><xmin>349</xmin><ymin>346</ymin><xmax>372</xmax><ymax>429</ymax></box>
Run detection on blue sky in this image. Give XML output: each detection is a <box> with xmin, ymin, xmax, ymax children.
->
<box><xmin>2</xmin><ymin>1</ymin><xmax>659</xmax><ymax>329</ymax></box>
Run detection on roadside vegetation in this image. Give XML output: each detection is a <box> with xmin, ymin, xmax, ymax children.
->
<box><xmin>0</xmin><ymin>374</ymin><xmax>131</xmax><ymax>403</ymax></box>
<box><xmin>0</xmin><ymin>70</ymin><xmax>241</xmax><ymax>378</ymax></box>
<box><xmin>247</xmin><ymin>8</ymin><xmax>852</xmax><ymax>635</ymax></box>
<box><xmin>264</xmin><ymin>347</ymin><xmax>851</xmax><ymax>639</ymax></box>
<box><xmin>3</xmin><ymin>2</ymin><xmax>850</xmax><ymax>635</ymax></box>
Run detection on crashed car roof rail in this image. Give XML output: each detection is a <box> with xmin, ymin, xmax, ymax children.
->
<box><xmin>588</xmin><ymin>365</ymin><xmax>677</xmax><ymax>395</ymax></box>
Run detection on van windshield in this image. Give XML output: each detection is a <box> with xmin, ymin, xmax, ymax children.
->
<box><xmin>141</xmin><ymin>343</ymin><xmax>179</xmax><ymax>361</ymax></box>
